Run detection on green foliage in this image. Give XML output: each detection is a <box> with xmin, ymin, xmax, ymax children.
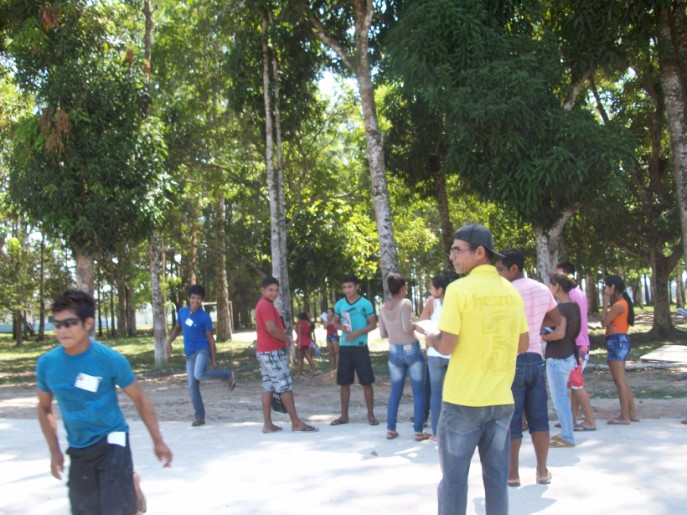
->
<box><xmin>5</xmin><ymin>2</ymin><xmax>173</xmax><ymax>258</ymax></box>
<box><xmin>389</xmin><ymin>0</ymin><xmax>636</xmax><ymax>231</ymax></box>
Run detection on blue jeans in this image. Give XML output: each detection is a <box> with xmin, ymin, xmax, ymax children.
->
<box><xmin>428</xmin><ymin>356</ymin><xmax>449</xmax><ymax>436</ymax></box>
<box><xmin>438</xmin><ymin>403</ymin><xmax>514</xmax><ymax>515</ymax></box>
<box><xmin>546</xmin><ymin>355</ymin><xmax>577</xmax><ymax>444</ymax></box>
<box><xmin>186</xmin><ymin>349</ymin><xmax>232</xmax><ymax>420</ymax></box>
<box><xmin>387</xmin><ymin>342</ymin><xmax>426</xmax><ymax>433</ymax></box>
<box><xmin>510</xmin><ymin>352</ymin><xmax>549</xmax><ymax>439</ymax></box>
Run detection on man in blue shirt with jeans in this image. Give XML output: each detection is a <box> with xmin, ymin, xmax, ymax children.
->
<box><xmin>167</xmin><ymin>284</ymin><xmax>237</xmax><ymax>426</ymax></box>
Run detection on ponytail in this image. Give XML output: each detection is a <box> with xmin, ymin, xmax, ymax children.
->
<box><xmin>622</xmin><ymin>291</ymin><xmax>635</xmax><ymax>326</ymax></box>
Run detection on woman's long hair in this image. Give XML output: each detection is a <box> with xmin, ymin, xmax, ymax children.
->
<box><xmin>605</xmin><ymin>275</ymin><xmax>635</xmax><ymax>326</ymax></box>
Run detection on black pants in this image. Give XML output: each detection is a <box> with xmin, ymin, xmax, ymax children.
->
<box><xmin>67</xmin><ymin>434</ymin><xmax>136</xmax><ymax>515</ymax></box>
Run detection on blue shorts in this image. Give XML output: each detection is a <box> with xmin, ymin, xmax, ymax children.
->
<box><xmin>510</xmin><ymin>352</ymin><xmax>549</xmax><ymax>439</ymax></box>
<box><xmin>606</xmin><ymin>333</ymin><xmax>631</xmax><ymax>361</ymax></box>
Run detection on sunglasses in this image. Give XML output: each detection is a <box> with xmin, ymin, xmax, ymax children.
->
<box><xmin>53</xmin><ymin>317</ymin><xmax>82</xmax><ymax>329</ymax></box>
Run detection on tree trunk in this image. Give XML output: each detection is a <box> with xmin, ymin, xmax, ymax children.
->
<box><xmin>586</xmin><ymin>274</ymin><xmax>599</xmax><ymax>314</ymax></box>
<box><xmin>115</xmin><ymin>248</ymin><xmax>128</xmax><ymax>337</ymax></box>
<box><xmin>659</xmin><ymin>4</ymin><xmax>687</xmax><ymax>279</ymax></box>
<box><xmin>677</xmin><ymin>265</ymin><xmax>685</xmax><ymax>307</ymax></box>
<box><xmin>96</xmin><ymin>270</ymin><xmax>104</xmax><ymax>338</ymax></box>
<box><xmin>109</xmin><ymin>289</ymin><xmax>116</xmax><ymax>337</ymax></box>
<box><xmin>650</xmin><ymin>250</ymin><xmax>675</xmax><ymax>335</ymax></box>
<box><xmin>534</xmin><ymin>208</ymin><xmax>576</xmax><ymax>284</ymax></box>
<box><xmin>643</xmin><ymin>274</ymin><xmax>653</xmax><ymax>305</ymax></box>
<box><xmin>356</xmin><ymin>64</ymin><xmax>399</xmax><ymax>296</ymax></box>
<box><xmin>304</xmin><ymin>0</ymin><xmax>399</xmax><ymax>296</ymax></box>
<box><xmin>38</xmin><ymin>233</ymin><xmax>46</xmax><ymax>340</ymax></box>
<box><xmin>215</xmin><ymin>194</ymin><xmax>232</xmax><ymax>341</ymax></box>
<box><xmin>432</xmin><ymin>161</ymin><xmax>452</xmax><ymax>267</ymax></box>
<box><xmin>190</xmin><ymin>202</ymin><xmax>198</xmax><ymax>286</ymax></box>
<box><xmin>126</xmin><ymin>286</ymin><xmax>136</xmax><ymax>337</ymax></box>
<box><xmin>142</xmin><ymin>0</ymin><xmax>168</xmax><ymax>368</ymax></box>
<box><xmin>14</xmin><ymin>310</ymin><xmax>23</xmax><ymax>347</ymax></box>
<box><xmin>263</xmin><ymin>10</ymin><xmax>293</xmax><ymax>349</ymax></box>
<box><xmin>74</xmin><ymin>251</ymin><xmax>95</xmax><ymax>295</ymax></box>
<box><xmin>150</xmin><ymin>230</ymin><xmax>168</xmax><ymax>370</ymax></box>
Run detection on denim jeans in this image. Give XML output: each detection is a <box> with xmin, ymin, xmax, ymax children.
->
<box><xmin>428</xmin><ymin>356</ymin><xmax>449</xmax><ymax>436</ymax></box>
<box><xmin>510</xmin><ymin>352</ymin><xmax>549</xmax><ymax>439</ymax></box>
<box><xmin>438</xmin><ymin>403</ymin><xmax>514</xmax><ymax>515</ymax></box>
<box><xmin>387</xmin><ymin>342</ymin><xmax>426</xmax><ymax>433</ymax></box>
<box><xmin>546</xmin><ymin>355</ymin><xmax>577</xmax><ymax>444</ymax></box>
<box><xmin>186</xmin><ymin>349</ymin><xmax>231</xmax><ymax>420</ymax></box>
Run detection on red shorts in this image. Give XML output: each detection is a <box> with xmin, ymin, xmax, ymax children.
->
<box><xmin>567</xmin><ymin>346</ymin><xmax>588</xmax><ymax>390</ymax></box>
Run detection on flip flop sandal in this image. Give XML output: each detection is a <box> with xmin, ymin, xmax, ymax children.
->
<box><xmin>293</xmin><ymin>424</ymin><xmax>319</xmax><ymax>432</ymax></box>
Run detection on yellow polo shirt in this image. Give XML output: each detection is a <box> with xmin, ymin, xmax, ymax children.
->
<box><xmin>438</xmin><ymin>264</ymin><xmax>528</xmax><ymax>407</ymax></box>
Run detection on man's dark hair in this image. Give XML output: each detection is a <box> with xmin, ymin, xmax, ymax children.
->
<box><xmin>341</xmin><ymin>274</ymin><xmax>359</xmax><ymax>285</ymax></box>
<box><xmin>556</xmin><ymin>260</ymin><xmax>575</xmax><ymax>275</ymax></box>
<box><xmin>261</xmin><ymin>276</ymin><xmax>279</xmax><ymax>289</ymax></box>
<box><xmin>499</xmin><ymin>248</ymin><xmax>525</xmax><ymax>273</ymax></box>
<box><xmin>386</xmin><ymin>272</ymin><xmax>406</xmax><ymax>295</ymax></box>
<box><xmin>51</xmin><ymin>289</ymin><xmax>96</xmax><ymax>321</ymax></box>
<box><xmin>188</xmin><ymin>284</ymin><xmax>206</xmax><ymax>299</ymax></box>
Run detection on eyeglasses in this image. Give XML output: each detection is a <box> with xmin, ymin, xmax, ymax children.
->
<box><xmin>449</xmin><ymin>246</ymin><xmax>472</xmax><ymax>256</ymax></box>
<box><xmin>53</xmin><ymin>317</ymin><xmax>81</xmax><ymax>329</ymax></box>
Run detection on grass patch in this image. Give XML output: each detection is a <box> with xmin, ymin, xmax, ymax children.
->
<box><xmin>0</xmin><ymin>333</ymin><xmax>392</xmax><ymax>387</ymax></box>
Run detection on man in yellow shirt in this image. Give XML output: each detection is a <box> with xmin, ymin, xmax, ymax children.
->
<box><xmin>427</xmin><ymin>223</ymin><xmax>528</xmax><ymax>515</ymax></box>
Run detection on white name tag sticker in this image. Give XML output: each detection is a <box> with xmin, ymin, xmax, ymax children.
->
<box><xmin>74</xmin><ymin>373</ymin><xmax>101</xmax><ymax>393</ymax></box>
<box><xmin>107</xmin><ymin>431</ymin><xmax>126</xmax><ymax>447</ymax></box>
<box><xmin>185</xmin><ymin>318</ymin><xmax>194</xmax><ymax>327</ymax></box>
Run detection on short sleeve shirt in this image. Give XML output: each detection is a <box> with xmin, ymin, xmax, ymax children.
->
<box><xmin>255</xmin><ymin>297</ymin><xmax>286</xmax><ymax>352</ymax></box>
<box><xmin>36</xmin><ymin>339</ymin><xmax>136</xmax><ymax>448</ymax></box>
<box><xmin>438</xmin><ymin>265</ymin><xmax>528</xmax><ymax>407</ymax></box>
<box><xmin>335</xmin><ymin>295</ymin><xmax>375</xmax><ymax>347</ymax></box>
<box><xmin>177</xmin><ymin>306</ymin><xmax>213</xmax><ymax>356</ymax></box>
<box><xmin>512</xmin><ymin>277</ymin><xmax>558</xmax><ymax>355</ymax></box>
<box><xmin>569</xmin><ymin>286</ymin><xmax>590</xmax><ymax>346</ymax></box>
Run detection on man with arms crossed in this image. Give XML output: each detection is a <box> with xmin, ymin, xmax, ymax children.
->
<box><xmin>37</xmin><ymin>289</ymin><xmax>172</xmax><ymax>515</ymax></box>
<box><xmin>255</xmin><ymin>276</ymin><xmax>318</xmax><ymax>433</ymax></box>
<box><xmin>330</xmin><ymin>274</ymin><xmax>379</xmax><ymax>426</ymax></box>
<box><xmin>167</xmin><ymin>284</ymin><xmax>236</xmax><ymax>427</ymax></box>
<box><xmin>427</xmin><ymin>224</ymin><xmax>528</xmax><ymax>515</ymax></box>
<box><xmin>496</xmin><ymin>248</ymin><xmax>561</xmax><ymax>487</ymax></box>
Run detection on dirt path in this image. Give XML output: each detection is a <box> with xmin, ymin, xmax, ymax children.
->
<box><xmin>2</xmin><ymin>364</ymin><xmax>686</xmax><ymax>424</ymax></box>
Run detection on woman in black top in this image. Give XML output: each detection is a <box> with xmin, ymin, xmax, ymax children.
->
<box><xmin>542</xmin><ymin>273</ymin><xmax>581</xmax><ymax>447</ymax></box>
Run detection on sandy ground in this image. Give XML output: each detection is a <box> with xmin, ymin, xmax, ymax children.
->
<box><xmin>2</xmin><ymin>328</ymin><xmax>687</xmax><ymax>514</ymax></box>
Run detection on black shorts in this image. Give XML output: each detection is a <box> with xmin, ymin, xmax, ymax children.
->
<box><xmin>67</xmin><ymin>434</ymin><xmax>136</xmax><ymax>515</ymax></box>
<box><xmin>337</xmin><ymin>345</ymin><xmax>375</xmax><ymax>386</ymax></box>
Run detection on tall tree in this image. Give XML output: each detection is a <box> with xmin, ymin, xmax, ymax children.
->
<box><xmin>657</xmin><ymin>0</ymin><xmax>687</xmax><ymax>277</ymax></box>
<box><xmin>4</xmin><ymin>2</ymin><xmax>172</xmax><ymax>295</ymax></box>
<box><xmin>389</xmin><ymin>0</ymin><xmax>633</xmax><ymax>282</ymax></box>
<box><xmin>301</xmin><ymin>0</ymin><xmax>400</xmax><ymax>296</ymax></box>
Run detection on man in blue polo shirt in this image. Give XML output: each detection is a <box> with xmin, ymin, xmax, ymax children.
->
<box><xmin>330</xmin><ymin>274</ymin><xmax>379</xmax><ymax>426</ymax></box>
<box><xmin>167</xmin><ymin>284</ymin><xmax>236</xmax><ymax>426</ymax></box>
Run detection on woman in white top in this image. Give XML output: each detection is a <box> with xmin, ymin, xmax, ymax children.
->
<box><xmin>420</xmin><ymin>274</ymin><xmax>455</xmax><ymax>439</ymax></box>
<box><xmin>379</xmin><ymin>273</ymin><xmax>430</xmax><ymax>441</ymax></box>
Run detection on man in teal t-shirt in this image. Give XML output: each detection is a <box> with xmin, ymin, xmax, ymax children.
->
<box><xmin>36</xmin><ymin>289</ymin><xmax>172</xmax><ymax>515</ymax></box>
<box><xmin>330</xmin><ymin>274</ymin><xmax>379</xmax><ymax>426</ymax></box>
